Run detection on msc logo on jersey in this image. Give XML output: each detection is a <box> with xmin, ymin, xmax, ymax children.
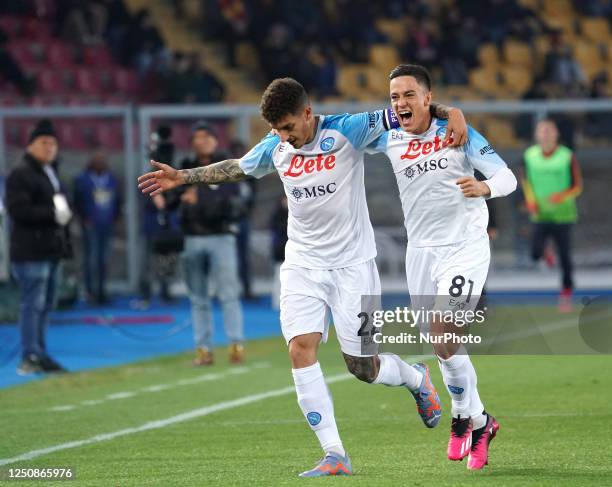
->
<box><xmin>403</xmin><ymin>158</ymin><xmax>449</xmax><ymax>181</ymax></box>
<box><xmin>320</xmin><ymin>137</ymin><xmax>335</xmax><ymax>152</ymax></box>
<box><xmin>288</xmin><ymin>183</ymin><xmax>337</xmax><ymax>202</ymax></box>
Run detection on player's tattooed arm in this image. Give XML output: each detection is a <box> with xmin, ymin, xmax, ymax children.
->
<box><xmin>342</xmin><ymin>353</ymin><xmax>380</xmax><ymax>383</ymax></box>
<box><xmin>180</xmin><ymin>159</ymin><xmax>247</xmax><ymax>184</ymax></box>
<box><xmin>138</xmin><ymin>159</ymin><xmax>248</xmax><ymax>197</ymax></box>
<box><xmin>430</xmin><ymin>102</ymin><xmax>468</xmax><ymax>146</ymax></box>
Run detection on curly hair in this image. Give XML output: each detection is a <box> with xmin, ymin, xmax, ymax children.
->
<box><xmin>260</xmin><ymin>78</ymin><xmax>309</xmax><ymax>125</ymax></box>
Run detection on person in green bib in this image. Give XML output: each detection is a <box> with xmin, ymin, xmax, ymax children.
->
<box><xmin>522</xmin><ymin>119</ymin><xmax>583</xmax><ymax>312</ymax></box>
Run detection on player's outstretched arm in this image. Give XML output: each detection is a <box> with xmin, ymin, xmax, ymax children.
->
<box><xmin>430</xmin><ymin>102</ymin><xmax>467</xmax><ymax>147</ymax></box>
<box><xmin>138</xmin><ymin>159</ymin><xmax>247</xmax><ymax>196</ymax></box>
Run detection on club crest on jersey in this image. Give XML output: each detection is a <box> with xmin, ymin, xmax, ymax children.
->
<box><xmin>288</xmin><ymin>183</ymin><xmax>337</xmax><ymax>202</ymax></box>
<box><xmin>320</xmin><ymin>136</ymin><xmax>335</xmax><ymax>152</ymax></box>
<box><xmin>307</xmin><ymin>412</ymin><xmax>322</xmax><ymax>426</ymax></box>
<box><xmin>283</xmin><ymin>154</ymin><xmax>336</xmax><ymax>178</ymax></box>
<box><xmin>401</xmin><ymin>135</ymin><xmax>453</xmax><ymax>160</ymax></box>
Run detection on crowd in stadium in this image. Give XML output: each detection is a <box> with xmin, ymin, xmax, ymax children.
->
<box><xmin>1</xmin><ymin>0</ymin><xmax>611</xmax><ymax>106</ymax></box>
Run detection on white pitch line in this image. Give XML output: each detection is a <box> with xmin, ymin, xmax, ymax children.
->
<box><xmin>47</xmin><ymin>362</ymin><xmax>271</xmax><ymax>412</ymax></box>
<box><xmin>0</xmin><ymin>373</ymin><xmax>351</xmax><ymax>467</ymax></box>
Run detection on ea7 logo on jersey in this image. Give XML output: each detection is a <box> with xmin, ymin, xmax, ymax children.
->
<box><xmin>283</xmin><ymin>154</ymin><xmax>336</xmax><ymax>178</ymax></box>
<box><xmin>289</xmin><ymin>182</ymin><xmax>337</xmax><ymax>202</ymax></box>
<box><xmin>403</xmin><ymin>158</ymin><xmax>448</xmax><ymax>180</ymax></box>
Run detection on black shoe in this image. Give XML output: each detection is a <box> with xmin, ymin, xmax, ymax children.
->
<box><xmin>40</xmin><ymin>356</ymin><xmax>68</xmax><ymax>373</ymax></box>
<box><xmin>17</xmin><ymin>354</ymin><xmax>44</xmax><ymax>375</ymax></box>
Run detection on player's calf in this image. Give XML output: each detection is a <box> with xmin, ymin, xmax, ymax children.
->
<box><xmin>342</xmin><ymin>353</ymin><xmax>379</xmax><ymax>383</ymax></box>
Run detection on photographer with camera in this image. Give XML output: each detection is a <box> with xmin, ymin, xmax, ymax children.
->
<box><xmin>137</xmin><ymin>125</ymin><xmax>182</xmax><ymax>306</ymax></box>
<box><xmin>180</xmin><ymin>121</ymin><xmax>245</xmax><ymax>366</ymax></box>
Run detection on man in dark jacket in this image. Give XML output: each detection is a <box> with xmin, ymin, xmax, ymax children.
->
<box><xmin>180</xmin><ymin>121</ymin><xmax>245</xmax><ymax>366</ymax></box>
<box><xmin>5</xmin><ymin>119</ymin><xmax>72</xmax><ymax>375</ymax></box>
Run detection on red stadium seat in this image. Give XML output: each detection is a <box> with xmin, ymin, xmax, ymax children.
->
<box><xmin>37</xmin><ymin>70</ymin><xmax>69</xmax><ymax>94</ymax></box>
<box><xmin>94</xmin><ymin>121</ymin><xmax>123</xmax><ymax>151</ymax></box>
<box><xmin>55</xmin><ymin>120</ymin><xmax>88</xmax><ymax>149</ymax></box>
<box><xmin>7</xmin><ymin>42</ymin><xmax>35</xmax><ymax>66</ymax></box>
<box><xmin>83</xmin><ymin>46</ymin><xmax>114</xmax><ymax>67</ymax></box>
<box><xmin>23</xmin><ymin>18</ymin><xmax>53</xmax><ymax>40</ymax></box>
<box><xmin>46</xmin><ymin>42</ymin><xmax>75</xmax><ymax>68</ymax></box>
<box><xmin>113</xmin><ymin>69</ymin><xmax>140</xmax><ymax>95</ymax></box>
<box><xmin>75</xmin><ymin>69</ymin><xmax>103</xmax><ymax>95</ymax></box>
<box><xmin>0</xmin><ymin>16</ymin><xmax>22</xmax><ymax>38</ymax></box>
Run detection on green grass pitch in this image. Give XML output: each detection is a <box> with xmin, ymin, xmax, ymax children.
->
<box><xmin>1</xmin><ymin>308</ymin><xmax>611</xmax><ymax>486</ymax></box>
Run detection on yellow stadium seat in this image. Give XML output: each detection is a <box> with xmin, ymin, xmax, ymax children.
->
<box><xmin>503</xmin><ymin>40</ymin><xmax>533</xmax><ymax>68</ymax></box>
<box><xmin>469</xmin><ymin>67</ymin><xmax>502</xmax><ymax>96</ymax></box>
<box><xmin>581</xmin><ymin>17</ymin><xmax>611</xmax><ymax>43</ymax></box>
<box><xmin>517</xmin><ymin>0</ymin><xmax>538</xmax><ymax>9</ymax></box>
<box><xmin>338</xmin><ymin>64</ymin><xmax>370</xmax><ymax>99</ymax></box>
<box><xmin>366</xmin><ymin>67</ymin><xmax>391</xmax><ymax>98</ymax></box>
<box><xmin>236</xmin><ymin>42</ymin><xmax>259</xmax><ymax>71</ymax></box>
<box><xmin>376</xmin><ymin>19</ymin><xmax>408</xmax><ymax>45</ymax></box>
<box><xmin>573</xmin><ymin>40</ymin><xmax>605</xmax><ymax>80</ymax></box>
<box><xmin>546</xmin><ymin>15</ymin><xmax>578</xmax><ymax>41</ymax></box>
<box><xmin>369</xmin><ymin>44</ymin><xmax>400</xmax><ymax>73</ymax></box>
<box><xmin>607</xmin><ymin>40</ymin><xmax>612</xmax><ymax>61</ymax></box>
<box><xmin>544</xmin><ymin>0</ymin><xmax>574</xmax><ymax>16</ymax></box>
<box><xmin>502</xmin><ymin>65</ymin><xmax>533</xmax><ymax>96</ymax></box>
<box><xmin>480</xmin><ymin>117</ymin><xmax>519</xmax><ymax>148</ymax></box>
<box><xmin>478</xmin><ymin>43</ymin><xmax>500</xmax><ymax>67</ymax></box>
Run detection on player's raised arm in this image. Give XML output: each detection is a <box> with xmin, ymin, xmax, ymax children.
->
<box><xmin>138</xmin><ymin>158</ymin><xmax>247</xmax><ymax>196</ymax></box>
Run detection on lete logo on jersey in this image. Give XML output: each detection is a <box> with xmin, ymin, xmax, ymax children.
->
<box><xmin>283</xmin><ymin>154</ymin><xmax>336</xmax><ymax>177</ymax></box>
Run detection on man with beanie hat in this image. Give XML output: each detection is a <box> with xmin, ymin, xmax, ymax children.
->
<box><xmin>179</xmin><ymin>120</ymin><xmax>245</xmax><ymax>366</ymax></box>
<box><xmin>5</xmin><ymin>119</ymin><xmax>72</xmax><ymax>375</ymax></box>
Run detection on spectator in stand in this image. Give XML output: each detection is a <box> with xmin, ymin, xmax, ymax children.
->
<box><xmin>269</xmin><ymin>195</ymin><xmax>288</xmax><ymax>311</ymax></box>
<box><xmin>586</xmin><ymin>72</ymin><xmax>612</xmax><ymax>138</ymax></box>
<box><xmin>56</xmin><ymin>0</ymin><xmax>108</xmax><ymax>46</ymax></box>
<box><xmin>0</xmin><ymin>29</ymin><xmax>36</xmax><ymax>96</ymax></box>
<box><xmin>522</xmin><ymin>119</ymin><xmax>583</xmax><ymax>312</ymax></box>
<box><xmin>543</xmin><ymin>34</ymin><xmax>587</xmax><ymax>97</ymax></box>
<box><xmin>73</xmin><ymin>148</ymin><xmax>121</xmax><ymax>305</ymax></box>
<box><xmin>402</xmin><ymin>21</ymin><xmax>440</xmax><ymax>71</ymax></box>
<box><xmin>5</xmin><ymin>120</ymin><xmax>72</xmax><ymax>375</ymax></box>
<box><xmin>180</xmin><ymin>122</ymin><xmax>245</xmax><ymax>366</ymax></box>
<box><xmin>186</xmin><ymin>52</ymin><xmax>225</xmax><ymax>103</ymax></box>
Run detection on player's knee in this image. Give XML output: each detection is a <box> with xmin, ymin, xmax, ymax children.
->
<box><xmin>342</xmin><ymin>353</ymin><xmax>378</xmax><ymax>383</ymax></box>
<box><xmin>288</xmin><ymin>335</ymin><xmax>318</xmax><ymax>368</ymax></box>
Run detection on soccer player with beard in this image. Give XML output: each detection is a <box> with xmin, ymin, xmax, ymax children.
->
<box><xmin>138</xmin><ymin>77</ymin><xmax>467</xmax><ymax>477</ymax></box>
<box><xmin>366</xmin><ymin>64</ymin><xmax>517</xmax><ymax>470</ymax></box>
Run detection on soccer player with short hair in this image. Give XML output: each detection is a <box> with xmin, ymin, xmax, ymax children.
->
<box><xmin>138</xmin><ymin>77</ymin><xmax>468</xmax><ymax>477</ymax></box>
<box><xmin>366</xmin><ymin>64</ymin><xmax>517</xmax><ymax>470</ymax></box>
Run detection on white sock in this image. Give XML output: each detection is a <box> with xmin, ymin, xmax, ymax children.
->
<box><xmin>467</xmin><ymin>358</ymin><xmax>487</xmax><ymax>429</ymax></box>
<box><xmin>292</xmin><ymin>362</ymin><xmax>345</xmax><ymax>457</ymax></box>
<box><xmin>438</xmin><ymin>350</ymin><xmax>473</xmax><ymax>418</ymax></box>
<box><xmin>373</xmin><ymin>354</ymin><xmax>423</xmax><ymax>390</ymax></box>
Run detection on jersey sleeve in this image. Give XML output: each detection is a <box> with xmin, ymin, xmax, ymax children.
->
<box><xmin>465</xmin><ymin>126</ymin><xmax>517</xmax><ymax>198</ymax></box>
<box><xmin>464</xmin><ymin>125</ymin><xmax>508</xmax><ymax>177</ymax></box>
<box><xmin>365</xmin><ymin>132</ymin><xmax>389</xmax><ymax>154</ymax></box>
<box><xmin>238</xmin><ymin>132</ymin><xmax>280</xmax><ymax>179</ymax></box>
<box><xmin>336</xmin><ymin>109</ymin><xmax>395</xmax><ymax>151</ymax></box>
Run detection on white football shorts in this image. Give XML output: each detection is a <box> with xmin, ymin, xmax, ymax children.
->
<box><xmin>279</xmin><ymin>259</ymin><xmax>381</xmax><ymax>357</ymax></box>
